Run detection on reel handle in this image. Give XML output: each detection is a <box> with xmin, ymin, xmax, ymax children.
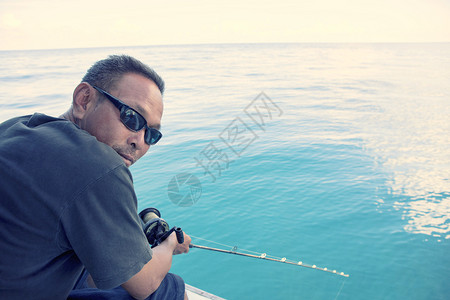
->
<box><xmin>175</xmin><ymin>227</ymin><xmax>184</xmax><ymax>244</ymax></box>
<box><xmin>154</xmin><ymin>226</ymin><xmax>185</xmax><ymax>248</ymax></box>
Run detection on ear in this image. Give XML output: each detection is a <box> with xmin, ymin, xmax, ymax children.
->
<box><xmin>72</xmin><ymin>82</ymin><xmax>96</xmax><ymax>120</ymax></box>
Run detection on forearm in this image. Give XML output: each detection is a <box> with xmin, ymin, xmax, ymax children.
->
<box><xmin>121</xmin><ymin>234</ymin><xmax>176</xmax><ymax>299</ymax></box>
<box><xmin>142</xmin><ymin>239</ymin><xmax>175</xmax><ymax>289</ymax></box>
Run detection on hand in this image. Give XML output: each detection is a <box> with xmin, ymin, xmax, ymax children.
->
<box><xmin>173</xmin><ymin>231</ymin><xmax>191</xmax><ymax>255</ymax></box>
<box><xmin>159</xmin><ymin>230</ymin><xmax>191</xmax><ymax>255</ymax></box>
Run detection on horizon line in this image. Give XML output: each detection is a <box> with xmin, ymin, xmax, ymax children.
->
<box><xmin>1</xmin><ymin>41</ymin><xmax>450</xmax><ymax>52</ymax></box>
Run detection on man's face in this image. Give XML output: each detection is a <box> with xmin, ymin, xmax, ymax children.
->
<box><xmin>80</xmin><ymin>73</ymin><xmax>163</xmax><ymax>167</ymax></box>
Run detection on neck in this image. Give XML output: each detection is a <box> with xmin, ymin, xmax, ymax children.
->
<box><xmin>59</xmin><ymin>107</ymin><xmax>78</xmax><ymax>125</ymax></box>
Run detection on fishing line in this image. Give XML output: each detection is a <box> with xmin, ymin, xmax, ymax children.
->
<box><xmin>190</xmin><ymin>235</ymin><xmax>275</xmax><ymax>258</ymax></box>
<box><xmin>334</xmin><ymin>277</ymin><xmax>348</xmax><ymax>300</ymax></box>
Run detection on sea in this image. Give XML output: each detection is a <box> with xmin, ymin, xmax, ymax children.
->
<box><xmin>0</xmin><ymin>43</ymin><xmax>449</xmax><ymax>300</ymax></box>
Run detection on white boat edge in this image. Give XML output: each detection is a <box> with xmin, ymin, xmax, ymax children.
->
<box><xmin>185</xmin><ymin>284</ymin><xmax>226</xmax><ymax>300</ymax></box>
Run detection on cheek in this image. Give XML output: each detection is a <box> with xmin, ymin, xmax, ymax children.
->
<box><xmin>94</xmin><ymin>123</ymin><xmax>128</xmax><ymax>147</ymax></box>
<box><xmin>84</xmin><ymin>111</ymin><xmax>126</xmax><ymax>147</ymax></box>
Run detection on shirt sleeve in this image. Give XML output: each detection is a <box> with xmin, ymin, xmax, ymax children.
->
<box><xmin>58</xmin><ymin>164</ymin><xmax>153</xmax><ymax>289</ymax></box>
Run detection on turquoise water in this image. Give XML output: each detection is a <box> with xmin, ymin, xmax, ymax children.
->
<box><xmin>0</xmin><ymin>43</ymin><xmax>449</xmax><ymax>299</ymax></box>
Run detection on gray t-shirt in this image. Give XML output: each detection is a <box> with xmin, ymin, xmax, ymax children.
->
<box><xmin>0</xmin><ymin>113</ymin><xmax>153</xmax><ymax>299</ymax></box>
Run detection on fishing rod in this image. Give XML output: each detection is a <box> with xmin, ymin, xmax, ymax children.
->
<box><xmin>189</xmin><ymin>243</ymin><xmax>349</xmax><ymax>277</ymax></box>
<box><xmin>139</xmin><ymin>208</ymin><xmax>349</xmax><ymax>278</ymax></box>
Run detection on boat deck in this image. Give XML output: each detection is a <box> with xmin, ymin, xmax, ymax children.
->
<box><xmin>185</xmin><ymin>284</ymin><xmax>225</xmax><ymax>300</ymax></box>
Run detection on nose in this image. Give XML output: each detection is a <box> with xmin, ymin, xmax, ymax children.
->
<box><xmin>129</xmin><ymin>129</ymin><xmax>149</xmax><ymax>150</ymax></box>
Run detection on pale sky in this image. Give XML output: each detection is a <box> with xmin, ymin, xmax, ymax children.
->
<box><xmin>0</xmin><ymin>0</ymin><xmax>449</xmax><ymax>50</ymax></box>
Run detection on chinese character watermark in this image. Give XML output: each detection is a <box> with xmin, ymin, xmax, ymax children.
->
<box><xmin>219</xmin><ymin>117</ymin><xmax>258</xmax><ymax>157</ymax></box>
<box><xmin>194</xmin><ymin>141</ymin><xmax>233</xmax><ymax>183</ymax></box>
<box><xmin>168</xmin><ymin>92</ymin><xmax>282</xmax><ymax>206</ymax></box>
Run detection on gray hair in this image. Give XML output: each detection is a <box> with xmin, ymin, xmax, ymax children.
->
<box><xmin>82</xmin><ymin>55</ymin><xmax>165</xmax><ymax>95</ymax></box>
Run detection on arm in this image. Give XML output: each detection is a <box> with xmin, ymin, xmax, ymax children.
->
<box><xmin>121</xmin><ymin>231</ymin><xmax>191</xmax><ymax>300</ymax></box>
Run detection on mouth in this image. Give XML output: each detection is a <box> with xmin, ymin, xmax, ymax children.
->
<box><xmin>118</xmin><ymin>153</ymin><xmax>135</xmax><ymax>167</ymax></box>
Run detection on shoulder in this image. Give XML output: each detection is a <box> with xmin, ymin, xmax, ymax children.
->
<box><xmin>26</xmin><ymin>113</ymin><xmax>125</xmax><ymax>172</ymax></box>
<box><xmin>1</xmin><ymin>113</ymin><xmax>131</xmax><ymax>199</ymax></box>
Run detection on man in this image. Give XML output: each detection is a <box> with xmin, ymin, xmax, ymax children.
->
<box><xmin>0</xmin><ymin>55</ymin><xmax>191</xmax><ymax>299</ymax></box>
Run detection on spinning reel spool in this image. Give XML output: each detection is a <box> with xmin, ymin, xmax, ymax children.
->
<box><xmin>139</xmin><ymin>208</ymin><xmax>184</xmax><ymax>248</ymax></box>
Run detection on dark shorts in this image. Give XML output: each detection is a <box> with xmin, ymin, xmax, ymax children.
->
<box><xmin>68</xmin><ymin>270</ymin><xmax>185</xmax><ymax>300</ymax></box>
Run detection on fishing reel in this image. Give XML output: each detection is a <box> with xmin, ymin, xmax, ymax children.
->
<box><xmin>139</xmin><ymin>208</ymin><xmax>184</xmax><ymax>248</ymax></box>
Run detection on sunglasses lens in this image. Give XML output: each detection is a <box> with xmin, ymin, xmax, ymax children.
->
<box><xmin>121</xmin><ymin>108</ymin><xmax>145</xmax><ymax>131</ymax></box>
<box><xmin>145</xmin><ymin>128</ymin><xmax>162</xmax><ymax>145</ymax></box>
<box><xmin>120</xmin><ymin>107</ymin><xmax>162</xmax><ymax>145</ymax></box>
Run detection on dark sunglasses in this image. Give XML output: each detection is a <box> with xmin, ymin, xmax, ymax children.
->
<box><xmin>92</xmin><ymin>85</ymin><xmax>162</xmax><ymax>145</ymax></box>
